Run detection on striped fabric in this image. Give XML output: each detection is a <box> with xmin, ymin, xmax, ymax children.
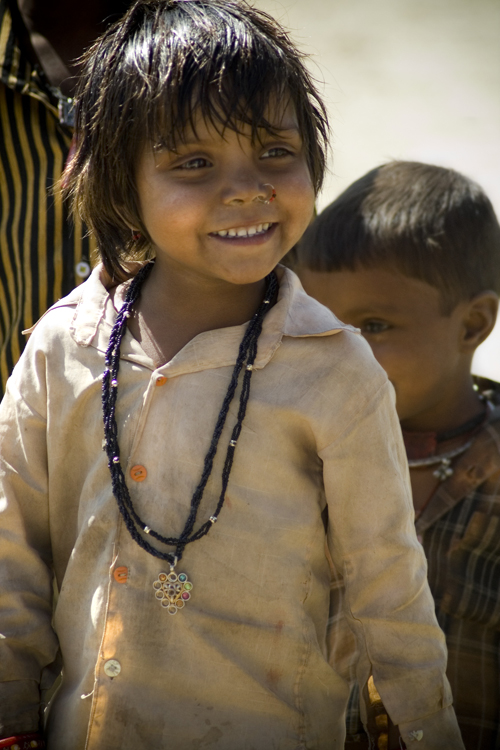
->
<box><xmin>0</xmin><ymin>0</ymin><xmax>92</xmax><ymax>395</ymax></box>
<box><xmin>328</xmin><ymin>380</ymin><xmax>500</xmax><ymax>750</ymax></box>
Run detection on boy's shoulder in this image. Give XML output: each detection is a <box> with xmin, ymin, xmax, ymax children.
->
<box><xmin>474</xmin><ymin>375</ymin><xmax>500</xmax><ymax>411</ymax></box>
<box><xmin>417</xmin><ymin>380</ymin><xmax>500</xmax><ymax>536</ymax></box>
<box><xmin>482</xmin><ymin>379</ymin><xmax>500</xmax><ymax>470</ymax></box>
<box><xmin>473</xmin><ymin>376</ymin><xmax>500</xmax><ymax>445</ymax></box>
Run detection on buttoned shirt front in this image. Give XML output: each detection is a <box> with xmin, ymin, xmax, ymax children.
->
<box><xmin>0</xmin><ymin>265</ymin><xmax>463</xmax><ymax>749</ymax></box>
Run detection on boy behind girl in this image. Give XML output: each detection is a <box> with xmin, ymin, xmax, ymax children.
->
<box><xmin>291</xmin><ymin>161</ymin><xmax>500</xmax><ymax>749</ymax></box>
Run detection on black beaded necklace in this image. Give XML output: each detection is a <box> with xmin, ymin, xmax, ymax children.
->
<box><xmin>102</xmin><ymin>261</ymin><xmax>278</xmax><ymax>614</ymax></box>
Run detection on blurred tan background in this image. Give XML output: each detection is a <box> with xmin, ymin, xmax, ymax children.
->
<box><xmin>255</xmin><ymin>0</ymin><xmax>500</xmax><ymax>381</ymax></box>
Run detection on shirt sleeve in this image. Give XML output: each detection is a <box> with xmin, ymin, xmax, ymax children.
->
<box><xmin>320</xmin><ymin>378</ymin><xmax>465</xmax><ymax>749</ymax></box>
<box><xmin>0</xmin><ymin>344</ymin><xmax>59</xmax><ymax>735</ymax></box>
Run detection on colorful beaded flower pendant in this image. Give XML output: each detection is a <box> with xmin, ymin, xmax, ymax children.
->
<box><xmin>153</xmin><ymin>570</ymin><xmax>193</xmax><ymax>615</ymax></box>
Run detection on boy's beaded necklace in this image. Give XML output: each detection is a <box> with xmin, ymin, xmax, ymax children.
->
<box><xmin>102</xmin><ymin>261</ymin><xmax>278</xmax><ymax>614</ymax></box>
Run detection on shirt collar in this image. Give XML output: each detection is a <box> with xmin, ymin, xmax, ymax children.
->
<box><xmin>62</xmin><ymin>262</ymin><xmax>358</xmax><ymax>375</ymax></box>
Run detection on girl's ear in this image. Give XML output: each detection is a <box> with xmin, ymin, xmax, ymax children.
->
<box><xmin>460</xmin><ymin>291</ymin><xmax>499</xmax><ymax>352</ymax></box>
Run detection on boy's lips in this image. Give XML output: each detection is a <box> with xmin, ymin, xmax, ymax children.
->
<box><xmin>208</xmin><ymin>222</ymin><xmax>277</xmax><ymax>244</ymax></box>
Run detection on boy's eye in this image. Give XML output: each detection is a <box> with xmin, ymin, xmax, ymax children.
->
<box><xmin>261</xmin><ymin>146</ymin><xmax>293</xmax><ymax>159</ymax></box>
<box><xmin>177</xmin><ymin>157</ymin><xmax>211</xmax><ymax>170</ymax></box>
<box><xmin>361</xmin><ymin>320</ymin><xmax>391</xmax><ymax>334</ymax></box>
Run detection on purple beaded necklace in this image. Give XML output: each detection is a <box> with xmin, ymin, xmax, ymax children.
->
<box><xmin>102</xmin><ymin>261</ymin><xmax>278</xmax><ymax>613</ymax></box>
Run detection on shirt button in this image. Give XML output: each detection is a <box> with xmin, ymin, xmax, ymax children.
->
<box><xmin>408</xmin><ymin>729</ymin><xmax>424</xmax><ymax>741</ymax></box>
<box><xmin>114</xmin><ymin>566</ymin><xmax>128</xmax><ymax>583</ymax></box>
<box><xmin>104</xmin><ymin>659</ymin><xmax>121</xmax><ymax>678</ymax></box>
<box><xmin>130</xmin><ymin>465</ymin><xmax>147</xmax><ymax>482</ymax></box>
<box><xmin>156</xmin><ymin>375</ymin><xmax>167</xmax><ymax>386</ymax></box>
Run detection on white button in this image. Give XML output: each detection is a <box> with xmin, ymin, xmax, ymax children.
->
<box><xmin>75</xmin><ymin>261</ymin><xmax>91</xmax><ymax>279</ymax></box>
<box><xmin>408</xmin><ymin>729</ymin><xmax>424</xmax><ymax>741</ymax></box>
<box><xmin>103</xmin><ymin>658</ymin><xmax>121</xmax><ymax>677</ymax></box>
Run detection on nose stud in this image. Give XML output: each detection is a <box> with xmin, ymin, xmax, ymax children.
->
<box><xmin>253</xmin><ymin>184</ymin><xmax>276</xmax><ymax>205</ymax></box>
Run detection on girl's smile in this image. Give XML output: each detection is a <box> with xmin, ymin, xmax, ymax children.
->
<box><xmin>135</xmin><ymin>103</ymin><xmax>315</xmax><ymax>288</ymax></box>
<box><xmin>209</xmin><ymin>222</ymin><xmax>276</xmax><ymax>242</ymax></box>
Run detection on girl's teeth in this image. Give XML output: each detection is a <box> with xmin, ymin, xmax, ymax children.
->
<box><xmin>214</xmin><ymin>223</ymin><xmax>272</xmax><ymax>238</ymax></box>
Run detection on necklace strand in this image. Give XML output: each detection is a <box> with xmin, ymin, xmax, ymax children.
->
<box><xmin>102</xmin><ymin>262</ymin><xmax>278</xmax><ymax>567</ymax></box>
<box><xmin>407</xmin><ymin>440</ymin><xmax>473</xmax><ymax>469</ymax></box>
<box><xmin>408</xmin><ymin>440</ymin><xmax>473</xmax><ymax>482</ymax></box>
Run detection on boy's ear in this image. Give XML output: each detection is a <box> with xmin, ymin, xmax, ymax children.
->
<box><xmin>459</xmin><ymin>291</ymin><xmax>499</xmax><ymax>352</ymax></box>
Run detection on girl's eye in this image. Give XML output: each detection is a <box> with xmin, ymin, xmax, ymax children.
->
<box><xmin>261</xmin><ymin>146</ymin><xmax>293</xmax><ymax>159</ymax></box>
<box><xmin>178</xmin><ymin>157</ymin><xmax>211</xmax><ymax>170</ymax></box>
<box><xmin>362</xmin><ymin>320</ymin><xmax>391</xmax><ymax>334</ymax></box>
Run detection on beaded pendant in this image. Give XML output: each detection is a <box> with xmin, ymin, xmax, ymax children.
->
<box><xmin>153</xmin><ymin>570</ymin><xmax>193</xmax><ymax>614</ymax></box>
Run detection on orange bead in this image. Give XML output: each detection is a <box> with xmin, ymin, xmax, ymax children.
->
<box><xmin>156</xmin><ymin>375</ymin><xmax>167</xmax><ymax>386</ymax></box>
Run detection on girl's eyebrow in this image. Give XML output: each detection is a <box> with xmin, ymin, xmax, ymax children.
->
<box><xmin>153</xmin><ymin>120</ymin><xmax>301</xmax><ymax>154</ymax></box>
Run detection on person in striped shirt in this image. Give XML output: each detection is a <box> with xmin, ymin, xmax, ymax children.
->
<box><xmin>0</xmin><ymin>0</ymin><xmax>132</xmax><ymax>395</ymax></box>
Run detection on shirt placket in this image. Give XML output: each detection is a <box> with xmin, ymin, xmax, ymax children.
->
<box><xmin>84</xmin><ymin>365</ymin><xmax>170</xmax><ymax>749</ymax></box>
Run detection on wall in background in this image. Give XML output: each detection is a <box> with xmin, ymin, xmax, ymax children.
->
<box><xmin>255</xmin><ymin>0</ymin><xmax>500</xmax><ymax>380</ymax></box>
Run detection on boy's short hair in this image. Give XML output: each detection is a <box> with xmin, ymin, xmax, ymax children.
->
<box><xmin>63</xmin><ymin>0</ymin><xmax>329</xmax><ymax>280</ymax></box>
<box><xmin>292</xmin><ymin>161</ymin><xmax>500</xmax><ymax>312</ymax></box>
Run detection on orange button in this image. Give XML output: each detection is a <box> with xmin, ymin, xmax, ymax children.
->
<box><xmin>156</xmin><ymin>375</ymin><xmax>167</xmax><ymax>386</ymax></box>
<box><xmin>114</xmin><ymin>566</ymin><xmax>128</xmax><ymax>583</ymax></box>
<box><xmin>130</xmin><ymin>465</ymin><xmax>147</xmax><ymax>482</ymax></box>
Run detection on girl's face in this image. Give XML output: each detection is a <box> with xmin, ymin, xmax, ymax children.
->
<box><xmin>135</xmin><ymin>102</ymin><xmax>315</xmax><ymax>287</ymax></box>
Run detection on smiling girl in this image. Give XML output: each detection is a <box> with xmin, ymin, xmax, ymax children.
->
<box><xmin>0</xmin><ymin>3</ymin><xmax>464</xmax><ymax>749</ymax></box>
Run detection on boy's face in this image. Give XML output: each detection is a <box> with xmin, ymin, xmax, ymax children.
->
<box><xmin>135</xmin><ymin>101</ymin><xmax>315</xmax><ymax>288</ymax></box>
<box><xmin>299</xmin><ymin>265</ymin><xmax>471</xmax><ymax>428</ymax></box>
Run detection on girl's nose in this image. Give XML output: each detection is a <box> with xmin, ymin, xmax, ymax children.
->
<box><xmin>226</xmin><ymin>183</ymin><xmax>276</xmax><ymax>206</ymax></box>
<box><xmin>222</xmin><ymin>165</ymin><xmax>272</xmax><ymax>206</ymax></box>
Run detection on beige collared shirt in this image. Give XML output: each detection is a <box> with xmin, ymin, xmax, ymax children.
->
<box><xmin>0</xmin><ymin>265</ymin><xmax>463</xmax><ymax>749</ymax></box>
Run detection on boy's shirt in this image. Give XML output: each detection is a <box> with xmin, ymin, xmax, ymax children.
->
<box><xmin>330</xmin><ymin>383</ymin><xmax>500</xmax><ymax>749</ymax></box>
<box><xmin>0</xmin><ymin>265</ymin><xmax>463</xmax><ymax>749</ymax></box>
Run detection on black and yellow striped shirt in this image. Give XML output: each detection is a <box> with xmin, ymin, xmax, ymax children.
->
<box><xmin>0</xmin><ymin>0</ymin><xmax>93</xmax><ymax>395</ymax></box>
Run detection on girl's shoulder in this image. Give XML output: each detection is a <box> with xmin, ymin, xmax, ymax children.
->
<box><xmin>22</xmin><ymin>262</ymin><xmax>121</xmax><ymax>350</ymax></box>
<box><xmin>22</xmin><ymin>285</ymin><xmax>86</xmax><ymax>343</ymax></box>
<box><xmin>277</xmin><ymin>267</ymin><xmax>387</xmax><ymax>387</ymax></box>
<box><xmin>4</xmin><ymin>265</ymin><xmax>116</xmax><ymax>411</ymax></box>
<box><xmin>11</xmin><ymin>264</ymin><xmax>114</xmax><ymax>384</ymax></box>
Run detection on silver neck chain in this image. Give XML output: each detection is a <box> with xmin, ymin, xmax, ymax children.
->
<box><xmin>407</xmin><ymin>440</ymin><xmax>473</xmax><ymax>481</ymax></box>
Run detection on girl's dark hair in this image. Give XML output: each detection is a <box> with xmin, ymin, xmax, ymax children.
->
<box><xmin>63</xmin><ymin>0</ymin><xmax>329</xmax><ymax>280</ymax></box>
<box><xmin>291</xmin><ymin>161</ymin><xmax>500</xmax><ymax>313</ymax></box>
